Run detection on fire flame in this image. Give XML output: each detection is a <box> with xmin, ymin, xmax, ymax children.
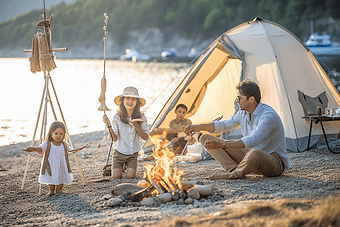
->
<box><xmin>144</xmin><ymin>132</ymin><xmax>183</xmax><ymax>194</ymax></box>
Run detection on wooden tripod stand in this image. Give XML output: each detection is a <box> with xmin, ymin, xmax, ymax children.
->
<box><xmin>22</xmin><ymin>2</ymin><xmax>86</xmax><ymax>194</ymax></box>
<box><xmin>21</xmin><ymin>70</ymin><xmax>86</xmax><ymax>193</ymax></box>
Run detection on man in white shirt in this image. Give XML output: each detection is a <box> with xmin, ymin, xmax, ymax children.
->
<box><xmin>184</xmin><ymin>79</ymin><xmax>291</xmax><ymax>180</ymax></box>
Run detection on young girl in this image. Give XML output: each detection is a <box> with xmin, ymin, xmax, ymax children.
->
<box><xmin>23</xmin><ymin>121</ymin><xmax>83</xmax><ymax>196</ymax></box>
<box><xmin>103</xmin><ymin>86</ymin><xmax>149</xmax><ymax>179</ymax></box>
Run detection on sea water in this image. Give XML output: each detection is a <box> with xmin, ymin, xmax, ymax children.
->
<box><xmin>0</xmin><ymin>58</ymin><xmax>188</xmax><ymax>146</ymax></box>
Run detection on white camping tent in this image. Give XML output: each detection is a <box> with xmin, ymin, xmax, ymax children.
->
<box><xmin>145</xmin><ymin>17</ymin><xmax>340</xmax><ymax>152</ymax></box>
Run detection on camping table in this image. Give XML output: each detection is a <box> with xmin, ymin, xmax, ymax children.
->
<box><xmin>302</xmin><ymin>115</ymin><xmax>340</xmax><ymax>154</ymax></box>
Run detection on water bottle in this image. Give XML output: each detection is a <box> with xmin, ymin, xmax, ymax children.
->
<box><xmin>317</xmin><ymin>106</ymin><xmax>322</xmax><ymax>116</ymax></box>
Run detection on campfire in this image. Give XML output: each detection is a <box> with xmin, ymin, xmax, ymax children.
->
<box><xmin>105</xmin><ymin>133</ymin><xmax>213</xmax><ymax>207</ymax></box>
<box><xmin>142</xmin><ymin>133</ymin><xmax>183</xmax><ymax>194</ymax></box>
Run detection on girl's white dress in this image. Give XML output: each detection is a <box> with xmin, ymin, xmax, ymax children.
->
<box><xmin>38</xmin><ymin>141</ymin><xmax>73</xmax><ymax>185</ymax></box>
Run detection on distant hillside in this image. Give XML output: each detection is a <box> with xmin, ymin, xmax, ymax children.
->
<box><xmin>0</xmin><ymin>0</ymin><xmax>339</xmax><ymax>58</ymax></box>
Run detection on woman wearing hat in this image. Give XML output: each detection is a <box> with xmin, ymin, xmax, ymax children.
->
<box><xmin>103</xmin><ymin>86</ymin><xmax>149</xmax><ymax>179</ymax></box>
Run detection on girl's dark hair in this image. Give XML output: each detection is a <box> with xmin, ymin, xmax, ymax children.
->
<box><xmin>118</xmin><ymin>97</ymin><xmax>142</xmax><ymax>126</ymax></box>
<box><xmin>236</xmin><ymin>79</ymin><xmax>261</xmax><ymax>103</ymax></box>
<box><xmin>45</xmin><ymin>121</ymin><xmax>66</xmax><ymax>142</ymax></box>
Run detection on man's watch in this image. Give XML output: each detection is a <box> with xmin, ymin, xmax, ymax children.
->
<box><xmin>222</xmin><ymin>142</ymin><xmax>226</xmax><ymax>149</ymax></box>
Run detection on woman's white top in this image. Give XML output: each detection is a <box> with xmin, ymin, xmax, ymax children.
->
<box><xmin>38</xmin><ymin>141</ymin><xmax>73</xmax><ymax>185</ymax></box>
<box><xmin>111</xmin><ymin>113</ymin><xmax>149</xmax><ymax>155</ymax></box>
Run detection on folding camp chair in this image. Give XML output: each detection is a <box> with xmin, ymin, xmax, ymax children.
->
<box><xmin>298</xmin><ymin>90</ymin><xmax>340</xmax><ymax>154</ymax></box>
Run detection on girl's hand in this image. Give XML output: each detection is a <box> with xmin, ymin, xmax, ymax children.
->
<box><xmin>22</xmin><ymin>147</ymin><xmax>43</xmax><ymax>154</ymax></box>
<box><xmin>22</xmin><ymin>147</ymin><xmax>34</xmax><ymax>152</ymax></box>
<box><xmin>68</xmin><ymin>144</ymin><xmax>88</xmax><ymax>154</ymax></box>
<box><xmin>103</xmin><ymin>114</ymin><xmax>111</xmax><ymax>126</ymax></box>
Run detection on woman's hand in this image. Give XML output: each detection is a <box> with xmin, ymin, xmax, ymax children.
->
<box><xmin>129</xmin><ymin>118</ymin><xmax>146</xmax><ymax>128</ymax></box>
<box><xmin>130</xmin><ymin>118</ymin><xmax>148</xmax><ymax>140</ymax></box>
<box><xmin>129</xmin><ymin>118</ymin><xmax>146</xmax><ymax>123</ymax></box>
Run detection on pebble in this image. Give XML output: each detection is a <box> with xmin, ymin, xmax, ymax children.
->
<box><xmin>187</xmin><ymin>188</ymin><xmax>200</xmax><ymax>200</ymax></box>
<box><xmin>177</xmin><ymin>198</ymin><xmax>184</xmax><ymax>204</ymax></box>
<box><xmin>155</xmin><ymin>193</ymin><xmax>172</xmax><ymax>203</ymax></box>
<box><xmin>184</xmin><ymin>198</ymin><xmax>193</xmax><ymax>204</ymax></box>
<box><xmin>103</xmin><ymin>194</ymin><xmax>113</xmax><ymax>200</ymax></box>
<box><xmin>140</xmin><ymin>197</ymin><xmax>155</xmax><ymax>206</ymax></box>
<box><xmin>194</xmin><ymin>185</ymin><xmax>212</xmax><ymax>196</ymax></box>
<box><xmin>104</xmin><ymin>197</ymin><xmax>123</xmax><ymax>207</ymax></box>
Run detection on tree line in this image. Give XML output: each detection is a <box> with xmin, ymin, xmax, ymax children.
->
<box><xmin>0</xmin><ymin>0</ymin><xmax>339</xmax><ymax>50</ymax></box>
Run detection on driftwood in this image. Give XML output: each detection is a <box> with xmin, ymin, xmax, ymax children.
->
<box><xmin>111</xmin><ymin>183</ymin><xmax>144</xmax><ymax>196</ymax></box>
<box><xmin>88</xmin><ymin>177</ymin><xmax>111</xmax><ymax>183</ymax></box>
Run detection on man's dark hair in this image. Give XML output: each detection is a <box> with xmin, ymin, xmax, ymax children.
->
<box><xmin>236</xmin><ymin>79</ymin><xmax>261</xmax><ymax>103</ymax></box>
<box><xmin>175</xmin><ymin>104</ymin><xmax>188</xmax><ymax>112</ymax></box>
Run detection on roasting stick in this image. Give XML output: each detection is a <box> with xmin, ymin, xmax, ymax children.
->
<box><xmin>180</xmin><ymin>131</ymin><xmax>195</xmax><ymax>155</ymax></box>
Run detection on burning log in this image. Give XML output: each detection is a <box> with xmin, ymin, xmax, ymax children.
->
<box><xmin>161</xmin><ymin>178</ymin><xmax>174</xmax><ymax>193</ymax></box>
<box><xmin>129</xmin><ymin>185</ymin><xmax>155</xmax><ymax>202</ymax></box>
<box><xmin>171</xmin><ymin>190</ymin><xmax>180</xmax><ymax>201</ymax></box>
<box><xmin>168</xmin><ymin>176</ymin><xmax>180</xmax><ymax>191</ymax></box>
<box><xmin>151</xmin><ymin>178</ymin><xmax>164</xmax><ymax>194</ymax></box>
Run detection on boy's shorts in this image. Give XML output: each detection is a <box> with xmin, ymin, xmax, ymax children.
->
<box><xmin>112</xmin><ymin>150</ymin><xmax>138</xmax><ymax>170</ymax></box>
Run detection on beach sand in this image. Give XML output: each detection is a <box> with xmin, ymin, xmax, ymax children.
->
<box><xmin>1</xmin><ymin>131</ymin><xmax>340</xmax><ymax>226</ymax></box>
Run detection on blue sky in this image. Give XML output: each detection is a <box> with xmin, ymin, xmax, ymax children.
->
<box><xmin>0</xmin><ymin>0</ymin><xmax>77</xmax><ymax>23</ymax></box>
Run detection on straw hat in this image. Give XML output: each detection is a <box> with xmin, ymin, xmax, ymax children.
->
<box><xmin>114</xmin><ymin>86</ymin><xmax>146</xmax><ymax>107</ymax></box>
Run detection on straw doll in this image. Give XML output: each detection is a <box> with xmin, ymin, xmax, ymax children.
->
<box><xmin>23</xmin><ymin>121</ymin><xmax>86</xmax><ymax>196</ymax></box>
<box><xmin>103</xmin><ymin>86</ymin><xmax>149</xmax><ymax>179</ymax></box>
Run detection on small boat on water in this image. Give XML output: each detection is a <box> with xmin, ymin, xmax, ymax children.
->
<box><xmin>305</xmin><ymin>33</ymin><xmax>340</xmax><ymax>56</ymax></box>
<box><xmin>119</xmin><ymin>49</ymin><xmax>150</xmax><ymax>62</ymax></box>
<box><xmin>161</xmin><ymin>48</ymin><xmax>177</xmax><ymax>59</ymax></box>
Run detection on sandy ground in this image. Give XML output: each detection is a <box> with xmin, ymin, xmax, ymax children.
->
<box><xmin>1</xmin><ymin>131</ymin><xmax>340</xmax><ymax>226</ymax></box>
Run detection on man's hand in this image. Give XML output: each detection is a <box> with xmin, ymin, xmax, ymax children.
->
<box><xmin>204</xmin><ymin>140</ymin><xmax>223</xmax><ymax>149</ymax></box>
<box><xmin>184</xmin><ymin>125</ymin><xmax>199</xmax><ymax>135</ymax></box>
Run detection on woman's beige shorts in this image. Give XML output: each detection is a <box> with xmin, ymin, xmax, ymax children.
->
<box><xmin>112</xmin><ymin>150</ymin><xmax>138</xmax><ymax>170</ymax></box>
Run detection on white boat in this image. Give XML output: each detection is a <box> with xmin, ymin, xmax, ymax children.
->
<box><xmin>119</xmin><ymin>49</ymin><xmax>150</xmax><ymax>62</ymax></box>
<box><xmin>161</xmin><ymin>48</ymin><xmax>177</xmax><ymax>59</ymax></box>
<box><xmin>305</xmin><ymin>33</ymin><xmax>340</xmax><ymax>56</ymax></box>
<box><xmin>187</xmin><ymin>48</ymin><xmax>202</xmax><ymax>58</ymax></box>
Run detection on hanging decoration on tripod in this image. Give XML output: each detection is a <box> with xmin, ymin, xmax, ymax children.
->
<box><xmin>98</xmin><ymin>13</ymin><xmax>110</xmax><ymax>112</ymax></box>
<box><xmin>29</xmin><ymin>10</ymin><xmax>56</xmax><ymax>73</ymax></box>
